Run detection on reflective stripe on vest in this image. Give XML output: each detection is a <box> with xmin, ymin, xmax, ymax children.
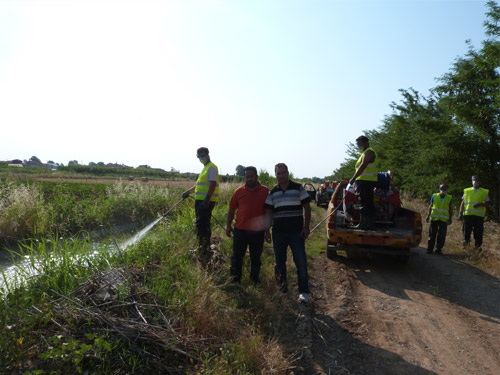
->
<box><xmin>195</xmin><ymin>161</ymin><xmax>220</xmax><ymax>202</ymax></box>
<box><xmin>431</xmin><ymin>193</ymin><xmax>452</xmax><ymax>222</ymax></box>
<box><xmin>355</xmin><ymin>147</ymin><xmax>379</xmax><ymax>182</ymax></box>
<box><xmin>463</xmin><ymin>187</ymin><xmax>488</xmax><ymax>217</ymax></box>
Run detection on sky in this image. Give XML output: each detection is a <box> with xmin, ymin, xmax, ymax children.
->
<box><xmin>0</xmin><ymin>0</ymin><xmax>491</xmax><ymax>178</ymax></box>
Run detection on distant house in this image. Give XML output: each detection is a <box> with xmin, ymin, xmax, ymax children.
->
<box><xmin>45</xmin><ymin>162</ymin><xmax>58</xmax><ymax>170</ymax></box>
<box><xmin>138</xmin><ymin>164</ymin><xmax>151</xmax><ymax>169</ymax></box>
<box><xmin>24</xmin><ymin>160</ymin><xmax>43</xmax><ymax>168</ymax></box>
<box><xmin>10</xmin><ymin>159</ymin><xmax>23</xmax><ymax>165</ymax></box>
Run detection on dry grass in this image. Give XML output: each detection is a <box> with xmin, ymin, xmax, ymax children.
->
<box><xmin>402</xmin><ymin>194</ymin><xmax>500</xmax><ymax>277</ymax></box>
<box><xmin>36</xmin><ymin>176</ymin><xmax>196</xmax><ymax>190</ymax></box>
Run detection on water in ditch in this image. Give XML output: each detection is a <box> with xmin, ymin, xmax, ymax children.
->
<box><xmin>0</xmin><ymin>217</ymin><xmax>165</xmax><ymax>291</ymax></box>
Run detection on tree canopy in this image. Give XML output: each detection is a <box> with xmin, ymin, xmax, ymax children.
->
<box><xmin>331</xmin><ymin>1</ymin><xmax>500</xmax><ymax>220</ymax></box>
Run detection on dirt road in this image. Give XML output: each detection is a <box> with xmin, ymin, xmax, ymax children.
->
<box><xmin>284</xmin><ymin>248</ymin><xmax>500</xmax><ymax>375</ymax></box>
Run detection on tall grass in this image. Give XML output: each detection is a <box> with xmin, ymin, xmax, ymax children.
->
<box><xmin>0</xmin><ymin>182</ymin><xmax>291</xmax><ymax>374</ymax></box>
<box><xmin>0</xmin><ymin>181</ymin><xmax>178</xmax><ymax>242</ymax></box>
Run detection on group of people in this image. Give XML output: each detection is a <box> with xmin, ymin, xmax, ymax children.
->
<box><xmin>425</xmin><ymin>175</ymin><xmax>490</xmax><ymax>254</ymax></box>
<box><xmin>182</xmin><ymin>141</ymin><xmax>491</xmax><ymax>304</ymax></box>
<box><xmin>183</xmin><ymin>147</ymin><xmax>312</xmax><ymax>303</ymax></box>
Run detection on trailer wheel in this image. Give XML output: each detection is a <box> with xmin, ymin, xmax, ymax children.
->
<box><xmin>326</xmin><ymin>239</ymin><xmax>337</xmax><ymax>259</ymax></box>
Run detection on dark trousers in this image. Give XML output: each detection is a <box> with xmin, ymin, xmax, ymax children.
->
<box><xmin>272</xmin><ymin>230</ymin><xmax>309</xmax><ymax>294</ymax></box>
<box><xmin>463</xmin><ymin>215</ymin><xmax>484</xmax><ymax>248</ymax></box>
<box><xmin>427</xmin><ymin>220</ymin><xmax>448</xmax><ymax>253</ymax></box>
<box><xmin>357</xmin><ymin>180</ymin><xmax>377</xmax><ymax>216</ymax></box>
<box><xmin>230</xmin><ymin>228</ymin><xmax>265</xmax><ymax>282</ymax></box>
<box><xmin>195</xmin><ymin>200</ymin><xmax>215</xmax><ymax>244</ymax></box>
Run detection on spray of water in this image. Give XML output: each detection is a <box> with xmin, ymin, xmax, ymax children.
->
<box><xmin>121</xmin><ymin>217</ymin><xmax>163</xmax><ymax>248</ymax></box>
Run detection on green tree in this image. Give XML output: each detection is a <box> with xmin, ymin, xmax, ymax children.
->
<box><xmin>29</xmin><ymin>156</ymin><xmax>41</xmax><ymax>163</ymax></box>
<box><xmin>434</xmin><ymin>0</ymin><xmax>500</xmax><ymax>217</ymax></box>
<box><xmin>235</xmin><ymin>165</ymin><xmax>245</xmax><ymax>176</ymax></box>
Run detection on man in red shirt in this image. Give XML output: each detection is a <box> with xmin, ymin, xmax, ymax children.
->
<box><xmin>226</xmin><ymin>166</ymin><xmax>270</xmax><ymax>283</ymax></box>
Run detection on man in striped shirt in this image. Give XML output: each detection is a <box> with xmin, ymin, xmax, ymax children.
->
<box><xmin>265</xmin><ymin>163</ymin><xmax>311</xmax><ymax>303</ymax></box>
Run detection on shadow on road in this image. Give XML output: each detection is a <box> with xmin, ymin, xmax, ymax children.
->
<box><xmin>334</xmin><ymin>247</ymin><xmax>500</xmax><ymax>321</ymax></box>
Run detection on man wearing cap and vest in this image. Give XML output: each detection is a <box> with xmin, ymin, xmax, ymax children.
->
<box><xmin>425</xmin><ymin>184</ymin><xmax>453</xmax><ymax>254</ymax></box>
<box><xmin>459</xmin><ymin>175</ymin><xmax>490</xmax><ymax>251</ymax></box>
<box><xmin>182</xmin><ymin>147</ymin><xmax>219</xmax><ymax>263</ymax></box>
<box><xmin>349</xmin><ymin>135</ymin><xmax>380</xmax><ymax>230</ymax></box>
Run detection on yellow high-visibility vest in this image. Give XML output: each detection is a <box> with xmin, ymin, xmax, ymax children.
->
<box><xmin>195</xmin><ymin>161</ymin><xmax>220</xmax><ymax>202</ymax></box>
<box><xmin>431</xmin><ymin>193</ymin><xmax>452</xmax><ymax>222</ymax></box>
<box><xmin>463</xmin><ymin>187</ymin><xmax>488</xmax><ymax>217</ymax></box>
<box><xmin>355</xmin><ymin>147</ymin><xmax>379</xmax><ymax>182</ymax></box>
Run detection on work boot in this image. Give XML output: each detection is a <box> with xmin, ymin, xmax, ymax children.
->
<box><xmin>367</xmin><ymin>215</ymin><xmax>377</xmax><ymax>230</ymax></box>
<box><xmin>354</xmin><ymin>215</ymin><xmax>374</xmax><ymax>230</ymax></box>
<box><xmin>353</xmin><ymin>215</ymin><xmax>368</xmax><ymax>230</ymax></box>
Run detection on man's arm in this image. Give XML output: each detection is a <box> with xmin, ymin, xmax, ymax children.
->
<box><xmin>459</xmin><ymin>200</ymin><xmax>464</xmax><ymax>219</ymax></box>
<box><xmin>426</xmin><ymin>202</ymin><xmax>432</xmax><ymax>223</ymax></box>
<box><xmin>350</xmin><ymin>150</ymin><xmax>374</xmax><ymax>183</ymax></box>
<box><xmin>226</xmin><ymin>207</ymin><xmax>235</xmax><ymax>237</ymax></box>
<box><xmin>301</xmin><ymin>202</ymin><xmax>311</xmax><ymax>239</ymax></box>
<box><xmin>264</xmin><ymin>208</ymin><xmax>273</xmax><ymax>243</ymax></box>
<box><xmin>207</xmin><ymin>181</ymin><xmax>217</xmax><ymax>198</ymax></box>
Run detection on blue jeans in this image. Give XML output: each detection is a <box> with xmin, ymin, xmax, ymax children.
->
<box><xmin>272</xmin><ymin>230</ymin><xmax>309</xmax><ymax>294</ymax></box>
<box><xmin>230</xmin><ymin>228</ymin><xmax>264</xmax><ymax>282</ymax></box>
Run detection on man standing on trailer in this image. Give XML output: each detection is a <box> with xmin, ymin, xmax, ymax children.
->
<box><xmin>226</xmin><ymin>166</ymin><xmax>269</xmax><ymax>284</ymax></box>
<box><xmin>349</xmin><ymin>135</ymin><xmax>380</xmax><ymax>230</ymax></box>
<box><xmin>459</xmin><ymin>175</ymin><xmax>490</xmax><ymax>251</ymax></box>
<box><xmin>182</xmin><ymin>147</ymin><xmax>219</xmax><ymax>264</ymax></box>
<box><xmin>425</xmin><ymin>184</ymin><xmax>453</xmax><ymax>254</ymax></box>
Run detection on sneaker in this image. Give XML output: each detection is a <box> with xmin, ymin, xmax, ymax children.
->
<box><xmin>298</xmin><ymin>293</ymin><xmax>309</xmax><ymax>304</ymax></box>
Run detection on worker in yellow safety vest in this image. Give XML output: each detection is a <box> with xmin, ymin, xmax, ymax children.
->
<box><xmin>182</xmin><ymin>147</ymin><xmax>220</xmax><ymax>264</ymax></box>
<box><xmin>349</xmin><ymin>135</ymin><xmax>379</xmax><ymax>230</ymax></box>
<box><xmin>459</xmin><ymin>175</ymin><xmax>490</xmax><ymax>251</ymax></box>
<box><xmin>425</xmin><ymin>184</ymin><xmax>453</xmax><ymax>254</ymax></box>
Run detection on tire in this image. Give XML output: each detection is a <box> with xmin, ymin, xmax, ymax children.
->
<box><xmin>326</xmin><ymin>239</ymin><xmax>337</xmax><ymax>259</ymax></box>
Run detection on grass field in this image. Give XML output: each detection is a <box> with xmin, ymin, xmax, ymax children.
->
<box><xmin>1</xmin><ymin>180</ymin><xmax>498</xmax><ymax>374</ymax></box>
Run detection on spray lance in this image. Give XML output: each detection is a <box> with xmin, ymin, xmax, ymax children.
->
<box><xmin>309</xmin><ymin>183</ymin><xmax>351</xmax><ymax>235</ymax></box>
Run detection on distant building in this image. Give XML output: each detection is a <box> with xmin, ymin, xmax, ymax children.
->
<box><xmin>46</xmin><ymin>162</ymin><xmax>58</xmax><ymax>170</ymax></box>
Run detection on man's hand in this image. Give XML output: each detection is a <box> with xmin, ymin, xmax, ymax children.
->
<box><xmin>301</xmin><ymin>227</ymin><xmax>310</xmax><ymax>239</ymax></box>
<box><xmin>225</xmin><ymin>226</ymin><xmax>233</xmax><ymax>238</ymax></box>
<box><xmin>202</xmin><ymin>196</ymin><xmax>210</xmax><ymax>209</ymax></box>
<box><xmin>265</xmin><ymin>230</ymin><xmax>272</xmax><ymax>244</ymax></box>
<box><xmin>473</xmin><ymin>203</ymin><xmax>483</xmax><ymax>208</ymax></box>
<box><xmin>181</xmin><ymin>191</ymin><xmax>189</xmax><ymax>200</ymax></box>
<box><xmin>425</xmin><ymin>216</ymin><xmax>430</xmax><ymax>223</ymax></box>
<box><xmin>459</xmin><ymin>213</ymin><xmax>464</xmax><ymax>221</ymax></box>
<box><xmin>349</xmin><ymin>177</ymin><xmax>356</xmax><ymax>186</ymax></box>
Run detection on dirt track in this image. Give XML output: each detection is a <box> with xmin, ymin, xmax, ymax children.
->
<box><xmin>285</xmin><ymin>248</ymin><xmax>500</xmax><ymax>375</ymax></box>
